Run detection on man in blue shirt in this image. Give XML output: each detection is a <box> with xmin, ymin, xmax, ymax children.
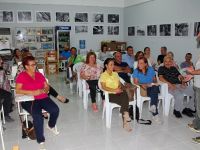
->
<box><xmin>60</xmin><ymin>44</ymin><xmax>71</xmax><ymax>60</ymax></box>
<box><xmin>122</xmin><ymin>46</ymin><xmax>134</xmax><ymax>70</ymax></box>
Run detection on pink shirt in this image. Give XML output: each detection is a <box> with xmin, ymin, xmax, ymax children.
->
<box><xmin>16</xmin><ymin>71</ymin><xmax>48</xmax><ymax>100</ymax></box>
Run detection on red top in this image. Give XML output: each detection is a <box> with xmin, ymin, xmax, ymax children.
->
<box><xmin>16</xmin><ymin>71</ymin><xmax>48</xmax><ymax>100</ymax></box>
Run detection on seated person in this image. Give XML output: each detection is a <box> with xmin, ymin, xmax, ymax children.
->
<box><xmin>158</xmin><ymin>56</ymin><xmax>195</xmax><ymax>118</ymax></box>
<box><xmin>132</xmin><ymin>57</ymin><xmax>161</xmax><ymax>123</ymax></box>
<box><xmin>134</xmin><ymin>51</ymin><xmax>145</xmax><ymax>69</ymax></box>
<box><xmin>98</xmin><ymin>44</ymin><xmax>112</xmax><ymax>62</ymax></box>
<box><xmin>100</xmin><ymin>58</ymin><xmax>132</xmax><ymax>132</ymax></box>
<box><xmin>166</xmin><ymin>51</ymin><xmax>179</xmax><ymax>69</ymax></box>
<box><xmin>80</xmin><ymin>52</ymin><xmax>104</xmax><ymax>112</ymax></box>
<box><xmin>157</xmin><ymin>46</ymin><xmax>167</xmax><ymax>66</ymax></box>
<box><xmin>16</xmin><ymin>56</ymin><xmax>59</xmax><ymax>149</ymax></box>
<box><xmin>13</xmin><ymin>48</ymin><xmax>22</xmax><ymax>65</ymax></box>
<box><xmin>60</xmin><ymin>44</ymin><xmax>71</xmax><ymax>60</ymax></box>
<box><xmin>144</xmin><ymin>47</ymin><xmax>156</xmax><ymax>68</ymax></box>
<box><xmin>180</xmin><ymin>53</ymin><xmax>194</xmax><ymax>69</ymax></box>
<box><xmin>0</xmin><ymin>55</ymin><xmax>14</xmax><ymax>122</ymax></box>
<box><xmin>122</xmin><ymin>46</ymin><xmax>134</xmax><ymax>71</ymax></box>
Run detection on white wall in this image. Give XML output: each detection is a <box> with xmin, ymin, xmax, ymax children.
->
<box><xmin>0</xmin><ymin>3</ymin><xmax>124</xmax><ymax>51</ymax></box>
<box><xmin>124</xmin><ymin>0</ymin><xmax>153</xmax><ymax>7</ymax></box>
<box><xmin>124</xmin><ymin>0</ymin><xmax>200</xmax><ymax>63</ymax></box>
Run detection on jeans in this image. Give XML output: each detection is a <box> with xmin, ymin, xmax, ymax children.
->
<box><xmin>21</xmin><ymin>97</ymin><xmax>59</xmax><ymax>143</ymax></box>
<box><xmin>48</xmin><ymin>86</ymin><xmax>58</xmax><ymax>98</ymax></box>
<box><xmin>0</xmin><ymin>88</ymin><xmax>12</xmax><ymax>116</ymax></box>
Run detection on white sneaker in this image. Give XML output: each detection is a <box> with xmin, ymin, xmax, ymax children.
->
<box><xmin>39</xmin><ymin>142</ymin><xmax>46</xmax><ymax>150</ymax></box>
<box><xmin>46</xmin><ymin>125</ymin><xmax>59</xmax><ymax>135</ymax></box>
<box><xmin>153</xmin><ymin>115</ymin><xmax>162</xmax><ymax>124</ymax></box>
<box><xmin>150</xmin><ymin>105</ymin><xmax>156</xmax><ymax>114</ymax></box>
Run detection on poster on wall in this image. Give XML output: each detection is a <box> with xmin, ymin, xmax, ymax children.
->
<box><xmin>175</xmin><ymin>23</ymin><xmax>188</xmax><ymax>36</ymax></box>
<box><xmin>160</xmin><ymin>24</ymin><xmax>171</xmax><ymax>36</ymax></box>
<box><xmin>108</xmin><ymin>14</ymin><xmax>119</xmax><ymax>23</ymax></box>
<box><xmin>75</xmin><ymin>26</ymin><xmax>88</xmax><ymax>33</ymax></box>
<box><xmin>36</xmin><ymin>12</ymin><xmax>51</xmax><ymax>22</ymax></box>
<box><xmin>75</xmin><ymin>13</ymin><xmax>88</xmax><ymax>22</ymax></box>
<box><xmin>92</xmin><ymin>14</ymin><xmax>103</xmax><ymax>22</ymax></box>
<box><xmin>0</xmin><ymin>11</ymin><xmax>13</xmax><ymax>22</ymax></box>
<box><xmin>136</xmin><ymin>26</ymin><xmax>145</xmax><ymax>36</ymax></box>
<box><xmin>56</xmin><ymin>12</ymin><xmax>69</xmax><ymax>22</ymax></box>
<box><xmin>147</xmin><ymin>25</ymin><xmax>157</xmax><ymax>36</ymax></box>
<box><xmin>93</xmin><ymin>26</ymin><xmax>103</xmax><ymax>35</ymax></box>
<box><xmin>128</xmin><ymin>26</ymin><xmax>135</xmax><ymax>36</ymax></box>
<box><xmin>79</xmin><ymin>40</ymin><xmax>86</xmax><ymax>49</ymax></box>
<box><xmin>17</xmin><ymin>11</ymin><xmax>32</xmax><ymax>23</ymax></box>
<box><xmin>108</xmin><ymin>26</ymin><xmax>119</xmax><ymax>35</ymax></box>
<box><xmin>194</xmin><ymin>22</ymin><xmax>200</xmax><ymax>36</ymax></box>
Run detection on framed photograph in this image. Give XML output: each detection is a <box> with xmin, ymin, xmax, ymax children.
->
<box><xmin>0</xmin><ymin>11</ymin><xmax>13</xmax><ymax>22</ymax></box>
<box><xmin>136</xmin><ymin>26</ymin><xmax>145</xmax><ymax>36</ymax></box>
<box><xmin>128</xmin><ymin>26</ymin><xmax>135</xmax><ymax>36</ymax></box>
<box><xmin>108</xmin><ymin>14</ymin><xmax>119</xmax><ymax>23</ymax></box>
<box><xmin>56</xmin><ymin>12</ymin><xmax>69</xmax><ymax>22</ymax></box>
<box><xmin>36</xmin><ymin>12</ymin><xmax>51</xmax><ymax>22</ymax></box>
<box><xmin>75</xmin><ymin>26</ymin><xmax>88</xmax><ymax>33</ymax></box>
<box><xmin>194</xmin><ymin>22</ymin><xmax>200</xmax><ymax>36</ymax></box>
<box><xmin>147</xmin><ymin>25</ymin><xmax>157</xmax><ymax>36</ymax></box>
<box><xmin>160</xmin><ymin>24</ymin><xmax>171</xmax><ymax>36</ymax></box>
<box><xmin>79</xmin><ymin>40</ymin><xmax>86</xmax><ymax>49</ymax></box>
<box><xmin>93</xmin><ymin>26</ymin><xmax>103</xmax><ymax>35</ymax></box>
<box><xmin>75</xmin><ymin>13</ymin><xmax>88</xmax><ymax>22</ymax></box>
<box><xmin>108</xmin><ymin>26</ymin><xmax>119</xmax><ymax>35</ymax></box>
<box><xmin>41</xmin><ymin>43</ymin><xmax>54</xmax><ymax>50</ymax></box>
<box><xmin>17</xmin><ymin>11</ymin><xmax>32</xmax><ymax>22</ymax></box>
<box><xmin>92</xmin><ymin>14</ymin><xmax>103</xmax><ymax>22</ymax></box>
<box><xmin>175</xmin><ymin>23</ymin><xmax>189</xmax><ymax>36</ymax></box>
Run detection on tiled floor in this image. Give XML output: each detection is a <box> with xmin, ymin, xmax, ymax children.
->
<box><xmin>1</xmin><ymin>72</ymin><xmax>200</xmax><ymax>150</ymax></box>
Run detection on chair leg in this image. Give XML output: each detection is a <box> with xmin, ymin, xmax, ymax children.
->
<box><xmin>1</xmin><ymin>107</ymin><xmax>5</xmax><ymax>124</ymax></box>
<box><xmin>106</xmin><ymin>105</ymin><xmax>111</xmax><ymax>128</ymax></box>
<box><xmin>0</xmin><ymin>121</ymin><xmax>5</xmax><ymax>150</ymax></box>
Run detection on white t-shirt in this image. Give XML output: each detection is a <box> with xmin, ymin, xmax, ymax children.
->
<box><xmin>194</xmin><ymin>58</ymin><xmax>200</xmax><ymax>88</ymax></box>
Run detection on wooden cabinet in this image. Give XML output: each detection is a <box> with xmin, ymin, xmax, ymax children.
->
<box><xmin>45</xmin><ymin>51</ymin><xmax>59</xmax><ymax>75</ymax></box>
<box><xmin>101</xmin><ymin>41</ymin><xmax>126</xmax><ymax>51</ymax></box>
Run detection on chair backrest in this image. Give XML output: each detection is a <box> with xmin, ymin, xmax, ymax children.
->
<box><xmin>17</xmin><ymin>61</ymin><xmax>22</xmax><ymax>66</ymax></box>
<box><xmin>73</xmin><ymin>62</ymin><xmax>84</xmax><ymax>73</ymax></box>
<box><xmin>11</xmin><ymin>65</ymin><xmax>18</xmax><ymax>77</ymax></box>
<box><xmin>38</xmin><ymin>68</ymin><xmax>45</xmax><ymax>76</ymax></box>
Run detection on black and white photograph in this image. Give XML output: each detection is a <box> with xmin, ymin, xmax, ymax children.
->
<box><xmin>36</xmin><ymin>12</ymin><xmax>51</xmax><ymax>22</ymax></box>
<box><xmin>147</xmin><ymin>25</ymin><xmax>157</xmax><ymax>36</ymax></box>
<box><xmin>75</xmin><ymin>13</ymin><xmax>88</xmax><ymax>22</ymax></box>
<box><xmin>108</xmin><ymin>26</ymin><xmax>119</xmax><ymax>35</ymax></box>
<box><xmin>17</xmin><ymin>11</ymin><xmax>32</xmax><ymax>22</ymax></box>
<box><xmin>108</xmin><ymin>14</ymin><xmax>119</xmax><ymax>23</ymax></box>
<box><xmin>136</xmin><ymin>26</ymin><xmax>145</xmax><ymax>36</ymax></box>
<box><xmin>175</xmin><ymin>23</ymin><xmax>188</xmax><ymax>36</ymax></box>
<box><xmin>194</xmin><ymin>22</ymin><xmax>200</xmax><ymax>36</ymax></box>
<box><xmin>56</xmin><ymin>12</ymin><xmax>69</xmax><ymax>22</ymax></box>
<box><xmin>128</xmin><ymin>26</ymin><xmax>135</xmax><ymax>36</ymax></box>
<box><xmin>0</xmin><ymin>11</ymin><xmax>13</xmax><ymax>22</ymax></box>
<box><xmin>93</xmin><ymin>26</ymin><xmax>103</xmax><ymax>35</ymax></box>
<box><xmin>92</xmin><ymin>14</ymin><xmax>103</xmax><ymax>22</ymax></box>
<box><xmin>160</xmin><ymin>24</ymin><xmax>171</xmax><ymax>36</ymax></box>
<box><xmin>75</xmin><ymin>26</ymin><xmax>88</xmax><ymax>33</ymax></box>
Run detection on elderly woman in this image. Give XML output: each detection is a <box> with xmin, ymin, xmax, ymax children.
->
<box><xmin>80</xmin><ymin>52</ymin><xmax>104</xmax><ymax>112</ymax></box>
<box><xmin>16</xmin><ymin>56</ymin><xmax>59</xmax><ymax>149</ymax></box>
<box><xmin>100</xmin><ymin>58</ymin><xmax>132</xmax><ymax>132</ymax></box>
<box><xmin>132</xmin><ymin>57</ymin><xmax>161</xmax><ymax>123</ymax></box>
<box><xmin>98</xmin><ymin>44</ymin><xmax>112</xmax><ymax>62</ymax></box>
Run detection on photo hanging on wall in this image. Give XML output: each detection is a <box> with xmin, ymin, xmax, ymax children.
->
<box><xmin>160</xmin><ymin>24</ymin><xmax>171</xmax><ymax>36</ymax></box>
<box><xmin>136</xmin><ymin>26</ymin><xmax>145</xmax><ymax>36</ymax></box>
<box><xmin>93</xmin><ymin>26</ymin><xmax>103</xmax><ymax>35</ymax></box>
<box><xmin>108</xmin><ymin>14</ymin><xmax>119</xmax><ymax>23</ymax></box>
<box><xmin>17</xmin><ymin>11</ymin><xmax>32</xmax><ymax>23</ymax></box>
<box><xmin>92</xmin><ymin>14</ymin><xmax>104</xmax><ymax>23</ymax></box>
<box><xmin>36</xmin><ymin>11</ymin><xmax>51</xmax><ymax>22</ymax></box>
<box><xmin>75</xmin><ymin>26</ymin><xmax>88</xmax><ymax>33</ymax></box>
<box><xmin>147</xmin><ymin>25</ymin><xmax>157</xmax><ymax>36</ymax></box>
<box><xmin>128</xmin><ymin>26</ymin><xmax>135</xmax><ymax>36</ymax></box>
<box><xmin>0</xmin><ymin>11</ymin><xmax>13</xmax><ymax>22</ymax></box>
<box><xmin>56</xmin><ymin>12</ymin><xmax>69</xmax><ymax>22</ymax></box>
<box><xmin>175</xmin><ymin>23</ymin><xmax>188</xmax><ymax>36</ymax></box>
<box><xmin>108</xmin><ymin>26</ymin><xmax>119</xmax><ymax>35</ymax></box>
<box><xmin>75</xmin><ymin>13</ymin><xmax>88</xmax><ymax>22</ymax></box>
<box><xmin>194</xmin><ymin>22</ymin><xmax>200</xmax><ymax>36</ymax></box>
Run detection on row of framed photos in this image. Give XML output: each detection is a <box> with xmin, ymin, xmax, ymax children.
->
<box><xmin>128</xmin><ymin>22</ymin><xmax>200</xmax><ymax>36</ymax></box>
<box><xmin>0</xmin><ymin>10</ymin><xmax>119</xmax><ymax>23</ymax></box>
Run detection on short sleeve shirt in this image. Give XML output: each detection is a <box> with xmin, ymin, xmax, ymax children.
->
<box><xmin>158</xmin><ymin>66</ymin><xmax>181</xmax><ymax>84</ymax></box>
<box><xmin>80</xmin><ymin>64</ymin><xmax>102</xmax><ymax>80</ymax></box>
<box><xmin>16</xmin><ymin>72</ymin><xmax>48</xmax><ymax>100</ymax></box>
<box><xmin>132</xmin><ymin>66</ymin><xmax>155</xmax><ymax>84</ymax></box>
<box><xmin>68</xmin><ymin>55</ymin><xmax>84</xmax><ymax>65</ymax></box>
<box><xmin>99</xmin><ymin>71</ymin><xmax>119</xmax><ymax>89</ymax></box>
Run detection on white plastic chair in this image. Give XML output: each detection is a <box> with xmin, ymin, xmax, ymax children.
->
<box><xmin>98</xmin><ymin>79</ymin><xmax>136</xmax><ymax>128</ymax></box>
<box><xmin>0</xmin><ymin>119</ymin><xmax>5</xmax><ymax>150</ymax></box>
<box><xmin>0</xmin><ymin>106</ymin><xmax>5</xmax><ymax>125</ymax></box>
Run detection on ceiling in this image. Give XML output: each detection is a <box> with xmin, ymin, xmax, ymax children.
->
<box><xmin>0</xmin><ymin>0</ymin><xmax>153</xmax><ymax>7</ymax></box>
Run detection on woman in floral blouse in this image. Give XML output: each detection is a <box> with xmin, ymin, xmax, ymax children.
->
<box><xmin>80</xmin><ymin>52</ymin><xmax>104</xmax><ymax>112</ymax></box>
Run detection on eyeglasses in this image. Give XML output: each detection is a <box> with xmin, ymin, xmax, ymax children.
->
<box><xmin>27</xmin><ymin>63</ymin><xmax>36</xmax><ymax>67</ymax></box>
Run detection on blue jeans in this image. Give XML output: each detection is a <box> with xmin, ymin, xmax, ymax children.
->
<box><xmin>21</xmin><ymin>97</ymin><xmax>59</xmax><ymax>143</ymax></box>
